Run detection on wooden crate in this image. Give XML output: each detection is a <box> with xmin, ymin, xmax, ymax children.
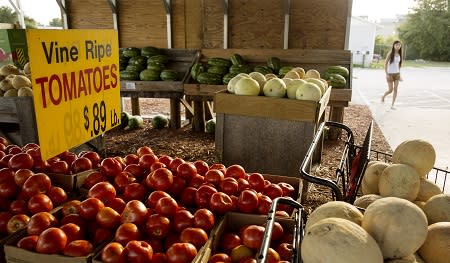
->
<box><xmin>215</xmin><ymin>88</ymin><xmax>330</xmax><ymax>178</ymax></box>
<box><xmin>0</xmin><ymin>97</ymin><xmax>38</xmax><ymax>146</ymax></box>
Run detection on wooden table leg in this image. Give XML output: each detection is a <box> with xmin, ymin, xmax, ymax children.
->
<box><xmin>131</xmin><ymin>97</ymin><xmax>140</xmax><ymax>115</ymax></box>
<box><xmin>328</xmin><ymin>106</ymin><xmax>344</xmax><ymax>140</ymax></box>
<box><xmin>192</xmin><ymin>100</ymin><xmax>204</xmax><ymax>132</ymax></box>
<box><xmin>170</xmin><ymin>98</ymin><xmax>181</xmax><ymax>129</ymax></box>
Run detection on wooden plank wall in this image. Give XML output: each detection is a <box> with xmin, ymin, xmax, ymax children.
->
<box><xmin>66</xmin><ymin>0</ymin><xmax>349</xmax><ymax>49</ymax></box>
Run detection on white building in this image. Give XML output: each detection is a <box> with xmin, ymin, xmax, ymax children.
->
<box><xmin>348</xmin><ymin>16</ymin><xmax>379</xmax><ymax>67</ymax></box>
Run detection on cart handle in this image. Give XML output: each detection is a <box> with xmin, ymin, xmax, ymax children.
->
<box><xmin>256</xmin><ymin>197</ymin><xmax>305</xmax><ymax>263</ymax></box>
<box><xmin>299</xmin><ymin>121</ymin><xmax>355</xmax><ymax>201</ymax></box>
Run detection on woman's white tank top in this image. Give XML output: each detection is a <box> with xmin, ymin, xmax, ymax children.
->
<box><xmin>387</xmin><ymin>54</ymin><xmax>401</xmax><ymax>74</ymax></box>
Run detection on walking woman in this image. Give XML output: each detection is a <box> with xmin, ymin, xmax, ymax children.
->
<box><xmin>381</xmin><ymin>40</ymin><xmax>403</xmax><ymax>109</ymax></box>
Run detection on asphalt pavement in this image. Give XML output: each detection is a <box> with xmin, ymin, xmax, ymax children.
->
<box><xmin>351</xmin><ymin>67</ymin><xmax>450</xmax><ymax>193</ymax></box>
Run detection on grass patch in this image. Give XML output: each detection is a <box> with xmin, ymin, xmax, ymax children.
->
<box><xmin>355</xmin><ymin>60</ymin><xmax>450</xmax><ymax>69</ymax></box>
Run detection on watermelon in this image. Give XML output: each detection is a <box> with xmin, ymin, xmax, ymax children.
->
<box><xmin>324</xmin><ymin>65</ymin><xmax>349</xmax><ymax>79</ymax></box>
<box><xmin>128</xmin><ymin>115</ymin><xmax>144</xmax><ymax>129</ymax></box>
<box><xmin>160</xmin><ymin>70</ymin><xmax>178</xmax><ymax>81</ymax></box>
<box><xmin>152</xmin><ymin>114</ymin><xmax>169</xmax><ymax>129</ymax></box>
<box><xmin>120</xmin><ymin>111</ymin><xmax>131</xmax><ymax>129</ymax></box>
<box><xmin>205</xmin><ymin>119</ymin><xmax>216</xmax><ymax>133</ymax></box>
<box><xmin>326</xmin><ymin>73</ymin><xmax>347</xmax><ymax>89</ymax></box>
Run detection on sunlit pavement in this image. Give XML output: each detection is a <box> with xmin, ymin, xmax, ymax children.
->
<box><xmin>351</xmin><ymin>67</ymin><xmax>450</xmax><ymax>193</ymax></box>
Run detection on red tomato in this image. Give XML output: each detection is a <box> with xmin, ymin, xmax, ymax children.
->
<box><xmin>146</xmin><ymin>238</ymin><xmax>163</xmax><ymax>253</ymax></box>
<box><xmin>277</xmin><ymin>196</ymin><xmax>295</xmax><ymax>215</ymax></box>
<box><xmin>209</xmin><ymin>192</ymin><xmax>233</xmax><ymax>214</ymax></box>
<box><xmin>176</xmin><ymin>162</ymin><xmax>197</xmax><ymax>180</ymax></box>
<box><xmin>96</xmin><ymin>207</ymin><xmax>121</xmax><ymax>229</ymax></box>
<box><xmin>123</xmin><ymin>164</ymin><xmax>145</xmax><ymax>179</ymax></box>
<box><xmin>0</xmin><ymin>179</ymin><xmax>20</xmax><ymax>198</ymax></box>
<box><xmin>247</xmin><ymin>173</ymin><xmax>265</xmax><ymax>192</ymax></box>
<box><xmin>237</xmin><ymin>178</ymin><xmax>251</xmax><ymax>192</ymax></box>
<box><xmin>36</xmin><ymin>227</ymin><xmax>68</xmax><ymax>254</ymax></box>
<box><xmin>219</xmin><ymin>177</ymin><xmax>239</xmax><ymax>196</ymax></box>
<box><xmin>146</xmin><ymin>168</ymin><xmax>173</xmax><ymax>191</ymax></box>
<box><xmin>122</xmin><ymin>182</ymin><xmax>147</xmax><ymax>202</ymax></box>
<box><xmin>101</xmin><ymin>157</ymin><xmax>123</xmax><ymax>177</ymax></box>
<box><xmin>204</xmin><ymin>169</ymin><xmax>224</xmax><ymax>187</ymax></box>
<box><xmin>275</xmin><ymin>211</ymin><xmax>290</xmax><ymax>218</ymax></box>
<box><xmin>138</xmin><ymin>154</ymin><xmax>159</xmax><ymax>170</ymax></box>
<box><xmin>241</xmin><ymin>225</ymin><xmax>265</xmax><ymax>250</ymax></box>
<box><xmin>88</xmin><ymin>181</ymin><xmax>117</xmax><ymax>203</ymax></box>
<box><xmin>193</xmin><ymin>208</ymin><xmax>215</xmax><ymax>232</ymax></box>
<box><xmin>22</xmin><ymin>173</ymin><xmax>52</xmax><ymax>198</ymax></box>
<box><xmin>157</xmin><ymin>155</ymin><xmax>173</xmax><ymax>167</ymax></box>
<box><xmin>152</xmin><ymin>252</ymin><xmax>167</xmax><ymax>263</ymax></box>
<box><xmin>62</xmin><ymin>200</ymin><xmax>81</xmax><ymax>216</ymax></box>
<box><xmin>8</xmin><ymin>153</ymin><xmax>34</xmax><ymax>170</ymax></box>
<box><xmin>121</xmin><ymin>200</ymin><xmax>148</xmax><ymax>225</ymax></box>
<box><xmin>0</xmin><ymin>211</ymin><xmax>13</xmax><ymax>234</ymax></box>
<box><xmin>168</xmin><ymin>176</ymin><xmax>187</xmax><ymax>197</ymax></box>
<box><xmin>25</xmin><ymin>147</ymin><xmax>41</xmax><ymax>160</ymax></box>
<box><xmin>7</xmin><ymin>214</ymin><xmax>30</xmax><ymax>234</ymax></box>
<box><xmin>47</xmin><ymin>186</ymin><xmax>68</xmax><ymax>206</ymax></box>
<box><xmin>263</xmin><ymin>184</ymin><xmax>284</xmax><ymax>200</ymax></box>
<box><xmin>27</xmin><ymin>193</ymin><xmax>53</xmax><ymax>214</ymax></box>
<box><xmin>14</xmin><ymin>168</ymin><xmax>34</xmax><ymax>186</ymax></box>
<box><xmin>83</xmin><ymin>171</ymin><xmax>106</xmax><ymax>189</ymax></box>
<box><xmin>155</xmin><ymin>196</ymin><xmax>178</xmax><ymax>218</ymax></box>
<box><xmin>60</xmin><ymin>223</ymin><xmax>84</xmax><ymax>243</ymax></box>
<box><xmin>63</xmin><ymin>240</ymin><xmax>94</xmax><ymax>257</ymax></box>
<box><xmin>32</xmin><ymin>159</ymin><xmax>49</xmax><ymax>173</ymax></box>
<box><xmin>266</xmin><ymin>248</ymin><xmax>281</xmax><ymax>263</ymax></box>
<box><xmin>92</xmin><ymin>227</ymin><xmax>114</xmax><ymax>246</ymax></box>
<box><xmin>7</xmin><ymin>145</ymin><xmax>22</xmax><ymax>155</ymax></box>
<box><xmin>166</xmin><ymin>243</ymin><xmax>197</xmax><ymax>263</ymax></box>
<box><xmin>80</xmin><ymin>151</ymin><xmax>101</xmax><ymax>168</ymax></box>
<box><xmin>17</xmin><ymin>235</ymin><xmax>39</xmax><ymax>252</ymax></box>
<box><xmin>225</xmin><ymin>164</ymin><xmax>246</xmax><ymax>179</ymax></box>
<box><xmin>168</xmin><ymin>158</ymin><xmax>185</xmax><ymax>175</ymax></box>
<box><xmin>71</xmin><ymin>157</ymin><xmax>93</xmax><ymax>174</ymax></box>
<box><xmin>150</xmin><ymin>162</ymin><xmax>167</xmax><ymax>172</ymax></box>
<box><xmin>124</xmin><ymin>154</ymin><xmax>139</xmax><ymax>165</ymax></box>
<box><xmin>113</xmin><ymin>171</ymin><xmax>133</xmax><ymax>193</ymax></box>
<box><xmin>256</xmin><ymin>194</ymin><xmax>272</xmax><ymax>215</ymax></box>
<box><xmin>263</xmin><ymin>221</ymin><xmax>283</xmax><ymax>241</ymax></box>
<box><xmin>209</xmin><ymin>163</ymin><xmax>226</xmax><ymax>175</ymax></box>
<box><xmin>60</xmin><ymin>214</ymin><xmax>87</xmax><ymax>232</ymax></box>
<box><xmin>195</xmin><ymin>184</ymin><xmax>217</xmax><ymax>208</ymax></box>
<box><xmin>179</xmin><ymin>227</ymin><xmax>208</xmax><ymax>249</ymax></box>
<box><xmin>101</xmin><ymin>242</ymin><xmax>126</xmax><ymax>263</ymax></box>
<box><xmin>0</xmin><ymin>137</ymin><xmax>8</xmax><ymax>146</ymax></box>
<box><xmin>27</xmin><ymin>211</ymin><xmax>58</xmax><ymax>235</ymax></box>
<box><xmin>137</xmin><ymin>146</ymin><xmax>154</xmax><ymax>157</ymax></box>
<box><xmin>145</xmin><ymin>213</ymin><xmax>171</xmax><ymax>239</ymax></box>
<box><xmin>179</xmin><ymin>186</ymin><xmax>197</xmax><ymax>207</ymax></box>
<box><xmin>114</xmin><ymin>156</ymin><xmax>127</xmax><ymax>169</ymax></box>
<box><xmin>146</xmin><ymin>190</ymin><xmax>171</xmax><ymax>209</ymax></box>
<box><xmin>276</xmin><ymin>242</ymin><xmax>293</xmax><ymax>261</ymax></box>
<box><xmin>277</xmin><ymin>182</ymin><xmax>295</xmax><ymax>198</ymax></box>
<box><xmin>60</xmin><ymin>152</ymin><xmax>77</xmax><ymax>167</ymax></box>
<box><xmin>238</xmin><ymin>190</ymin><xmax>259</xmax><ymax>213</ymax></box>
<box><xmin>188</xmin><ymin>174</ymin><xmax>205</xmax><ymax>188</ymax></box>
<box><xmin>164</xmin><ymin>232</ymin><xmax>180</xmax><ymax>251</ymax></box>
<box><xmin>172</xmin><ymin>209</ymin><xmax>194</xmax><ymax>233</ymax></box>
<box><xmin>219</xmin><ymin>233</ymin><xmax>242</xmax><ymax>253</ymax></box>
<box><xmin>106</xmin><ymin>197</ymin><xmax>127</xmax><ymax>214</ymax></box>
<box><xmin>47</xmin><ymin>160</ymin><xmax>70</xmax><ymax>174</ymax></box>
<box><xmin>230</xmin><ymin>195</ymin><xmax>239</xmax><ymax>212</ymax></box>
<box><xmin>124</xmin><ymin>240</ymin><xmax>153</xmax><ymax>263</ymax></box>
<box><xmin>79</xmin><ymin>197</ymin><xmax>105</xmax><ymax>220</ymax></box>
<box><xmin>0</xmin><ymin>154</ymin><xmax>13</xmax><ymax>169</ymax></box>
<box><xmin>0</xmin><ymin>197</ymin><xmax>11</xmax><ymax>211</ymax></box>
<box><xmin>9</xmin><ymin>199</ymin><xmax>28</xmax><ymax>215</ymax></box>
<box><xmin>21</xmin><ymin>143</ymin><xmax>39</xmax><ymax>152</ymax></box>
<box><xmin>115</xmin><ymin>222</ymin><xmax>141</xmax><ymax>246</ymax></box>
<box><xmin>193</xmin><ymin>160</ymin><xmax>209</xmax><ymax>176</ymax></box>
<box><xmin>209</xmin><ymin>253</ymin><xmax>232</xmax><ymax>263</ymax></box>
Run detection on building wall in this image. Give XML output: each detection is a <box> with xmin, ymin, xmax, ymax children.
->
<box><xmin>349</xmin><ymin>16</ymin><xmax>377</xmax><ymax>67</ymax></box>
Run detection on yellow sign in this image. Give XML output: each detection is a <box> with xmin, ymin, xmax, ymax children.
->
<box><xmin>27</xmin><ymin>29</ymin><xmax>120</xmax><ymax>160</ymax></box>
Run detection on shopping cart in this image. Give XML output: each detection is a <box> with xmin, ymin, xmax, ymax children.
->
<box><xmin>256</xmin><ymin>197</ymin><xmax>306</xmax><ymax>263</ymax></box>
<box><xmin>299</xmin><ymin>121</ymin><xmax>449</xmax><ymax>203</ymax></box>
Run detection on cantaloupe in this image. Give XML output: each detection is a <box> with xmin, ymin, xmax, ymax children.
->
<box><xmin>384</xmin><ymin>254</ymin><xmax>417</xmax><ymax>263</ymax></box>
<box><xmin>290</xmin><ymin>67</ymin><xmax>305</xmax><ymax>79</ymax></box>
<box><xmin>304</xmin><ymin>69</ymin><xmax>321</xmax><ymax>79</ymax></box>
<box><xmin>422</xmin><ymin>193</ymin><xmax>450</xmax><ymax>224</ymax></box>
<box><xmin>378</xmin><ymin>164</ymin><xmax>421</xmax><ymax>201</ymax></box>
<box><xmin>305</xmin><ymin>201</ymin><xmax>364</xmax><ymax>230</ymax></box>
<box><xmin>361</xmin><ymin>161</ymin><xmax>389</xmax><ymax>195</ymax></box>
<box><xmin>283</xmin><ymin>70</ymin><xmax>301</xmax><ymax>80</ymax></box>
<box><xmin>353</xmin><ymin>194</ymin><xmax>383</xmax><ymax>209</ymax></box>
<box><xmin>392</xmin><ymin>139</ymin><xmax>436</xmax><ymax>177</ymax></box>
<box><xmin>413</xmin><ymin>201</ymin><xmax>426</xmax><ymax>211</ymax></box>
<box><xmin>361</xmin><ymin>197</ymin><xmax>428</xmax><ymax>259</ymax></box>
<box><xmin>415</xmin><ymin>177</ymin><xmax>442</xmax><ymax>202</ymax></box>
<box><xmin>418</xmin><ymin>222</ymin><xmax>450</xmax><ymax>263</ymax></box>
<box><xmin>301</xmin><ymin>217</ymin><xmax>383</xmax><ymax>263</ymax></box>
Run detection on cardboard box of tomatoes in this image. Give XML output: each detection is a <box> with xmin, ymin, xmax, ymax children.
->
<box><xmin>47</xmin><ymin>169</ymin><xmax>98</xmax><ymax>194</ymax></box>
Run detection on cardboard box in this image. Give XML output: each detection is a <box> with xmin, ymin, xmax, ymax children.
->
<box><xmin>0</xmin><ymin>29</ymin><xmax>28</xmax><ymax>68</ymax></box>
<box><xmin>47</xmin><ymin>169</ymin><xmax>97</xmax><ymax>193</ymax></box>
<box><xmin>197</xmin><ymin>212</ymin><xmax>298</xmax><ymax>263</ymax></box>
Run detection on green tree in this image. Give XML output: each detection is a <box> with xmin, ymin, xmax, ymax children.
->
<box><xmin>49</xmin><ymin>18</ymin><xmax>62</xmax><ymax>27</ymax></box>
<box><xmin>0</xmin><ymin>5</ymin><xmax>39</xmax><ymax>28</ymax></box>
<box><xmin>398</xmin><ymin>0</ymin><xmax>450</xmax><ymax>61</ymax></box>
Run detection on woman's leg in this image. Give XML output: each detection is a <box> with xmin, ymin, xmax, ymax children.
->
<box><xmin>382</xmin><ymin>81</ymin><xmax>394</xmax><ymax>102</ymax></box>
<box><xmin>391</xmin><ymin>80</ymin><xmax>399</xmax><ymax>107</ymax></box>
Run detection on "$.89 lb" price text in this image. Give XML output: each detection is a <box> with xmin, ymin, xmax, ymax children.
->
<box><xmin>83</xmin><ymin>100</ymin><xmax>119</xmax><ymax>137</ymax></box>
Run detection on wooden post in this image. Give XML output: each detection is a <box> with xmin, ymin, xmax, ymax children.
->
<box><xmin>131</xmin><ymin>97</ymin><xmax>140</xmax><ymax>115</ymax></box>
<box><xmin>169</xmin><ymin>98</ymin><xmax>181</xmax><ymax>129</ymax></box>
<box><xmin>192</xmin><ymin>100</ymin><xmax>204</xmax><ymax>132</ymax></box>
<box><xmin>204</xmin><ymin>101</ymin><xmax>213</xmax><ymax>121</ymax></box>
<box><xmin>328</xmin><ymin>106</ymin><xmax>344</xmax><ymax>140</ymax></box>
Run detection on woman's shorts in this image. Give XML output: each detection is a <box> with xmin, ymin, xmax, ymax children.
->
<box><xmin>387</xmin><ymin>73</ymin><xmax>401</xmax><ymax>81</ymax></box>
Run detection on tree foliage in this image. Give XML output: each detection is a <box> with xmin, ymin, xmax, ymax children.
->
<box><xmin>398</xmin><ymin>0</ymin><xmax>450</xmax><ymax>61</ymax></box>
<box><xmin>49</xmin><ymin>18</ymin><xmax>62</xmax><ymax>27</ymax></box>
<box><xmin>0</xmin><ymin>6</ymin><xmax>39</xmax><ymax>28</ymax></box>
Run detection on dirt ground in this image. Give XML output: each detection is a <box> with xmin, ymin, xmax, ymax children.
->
<box><xmin>103</xmin><ymin>98</ymin><xmax>393</xmax><ymax>211</ymax></box>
